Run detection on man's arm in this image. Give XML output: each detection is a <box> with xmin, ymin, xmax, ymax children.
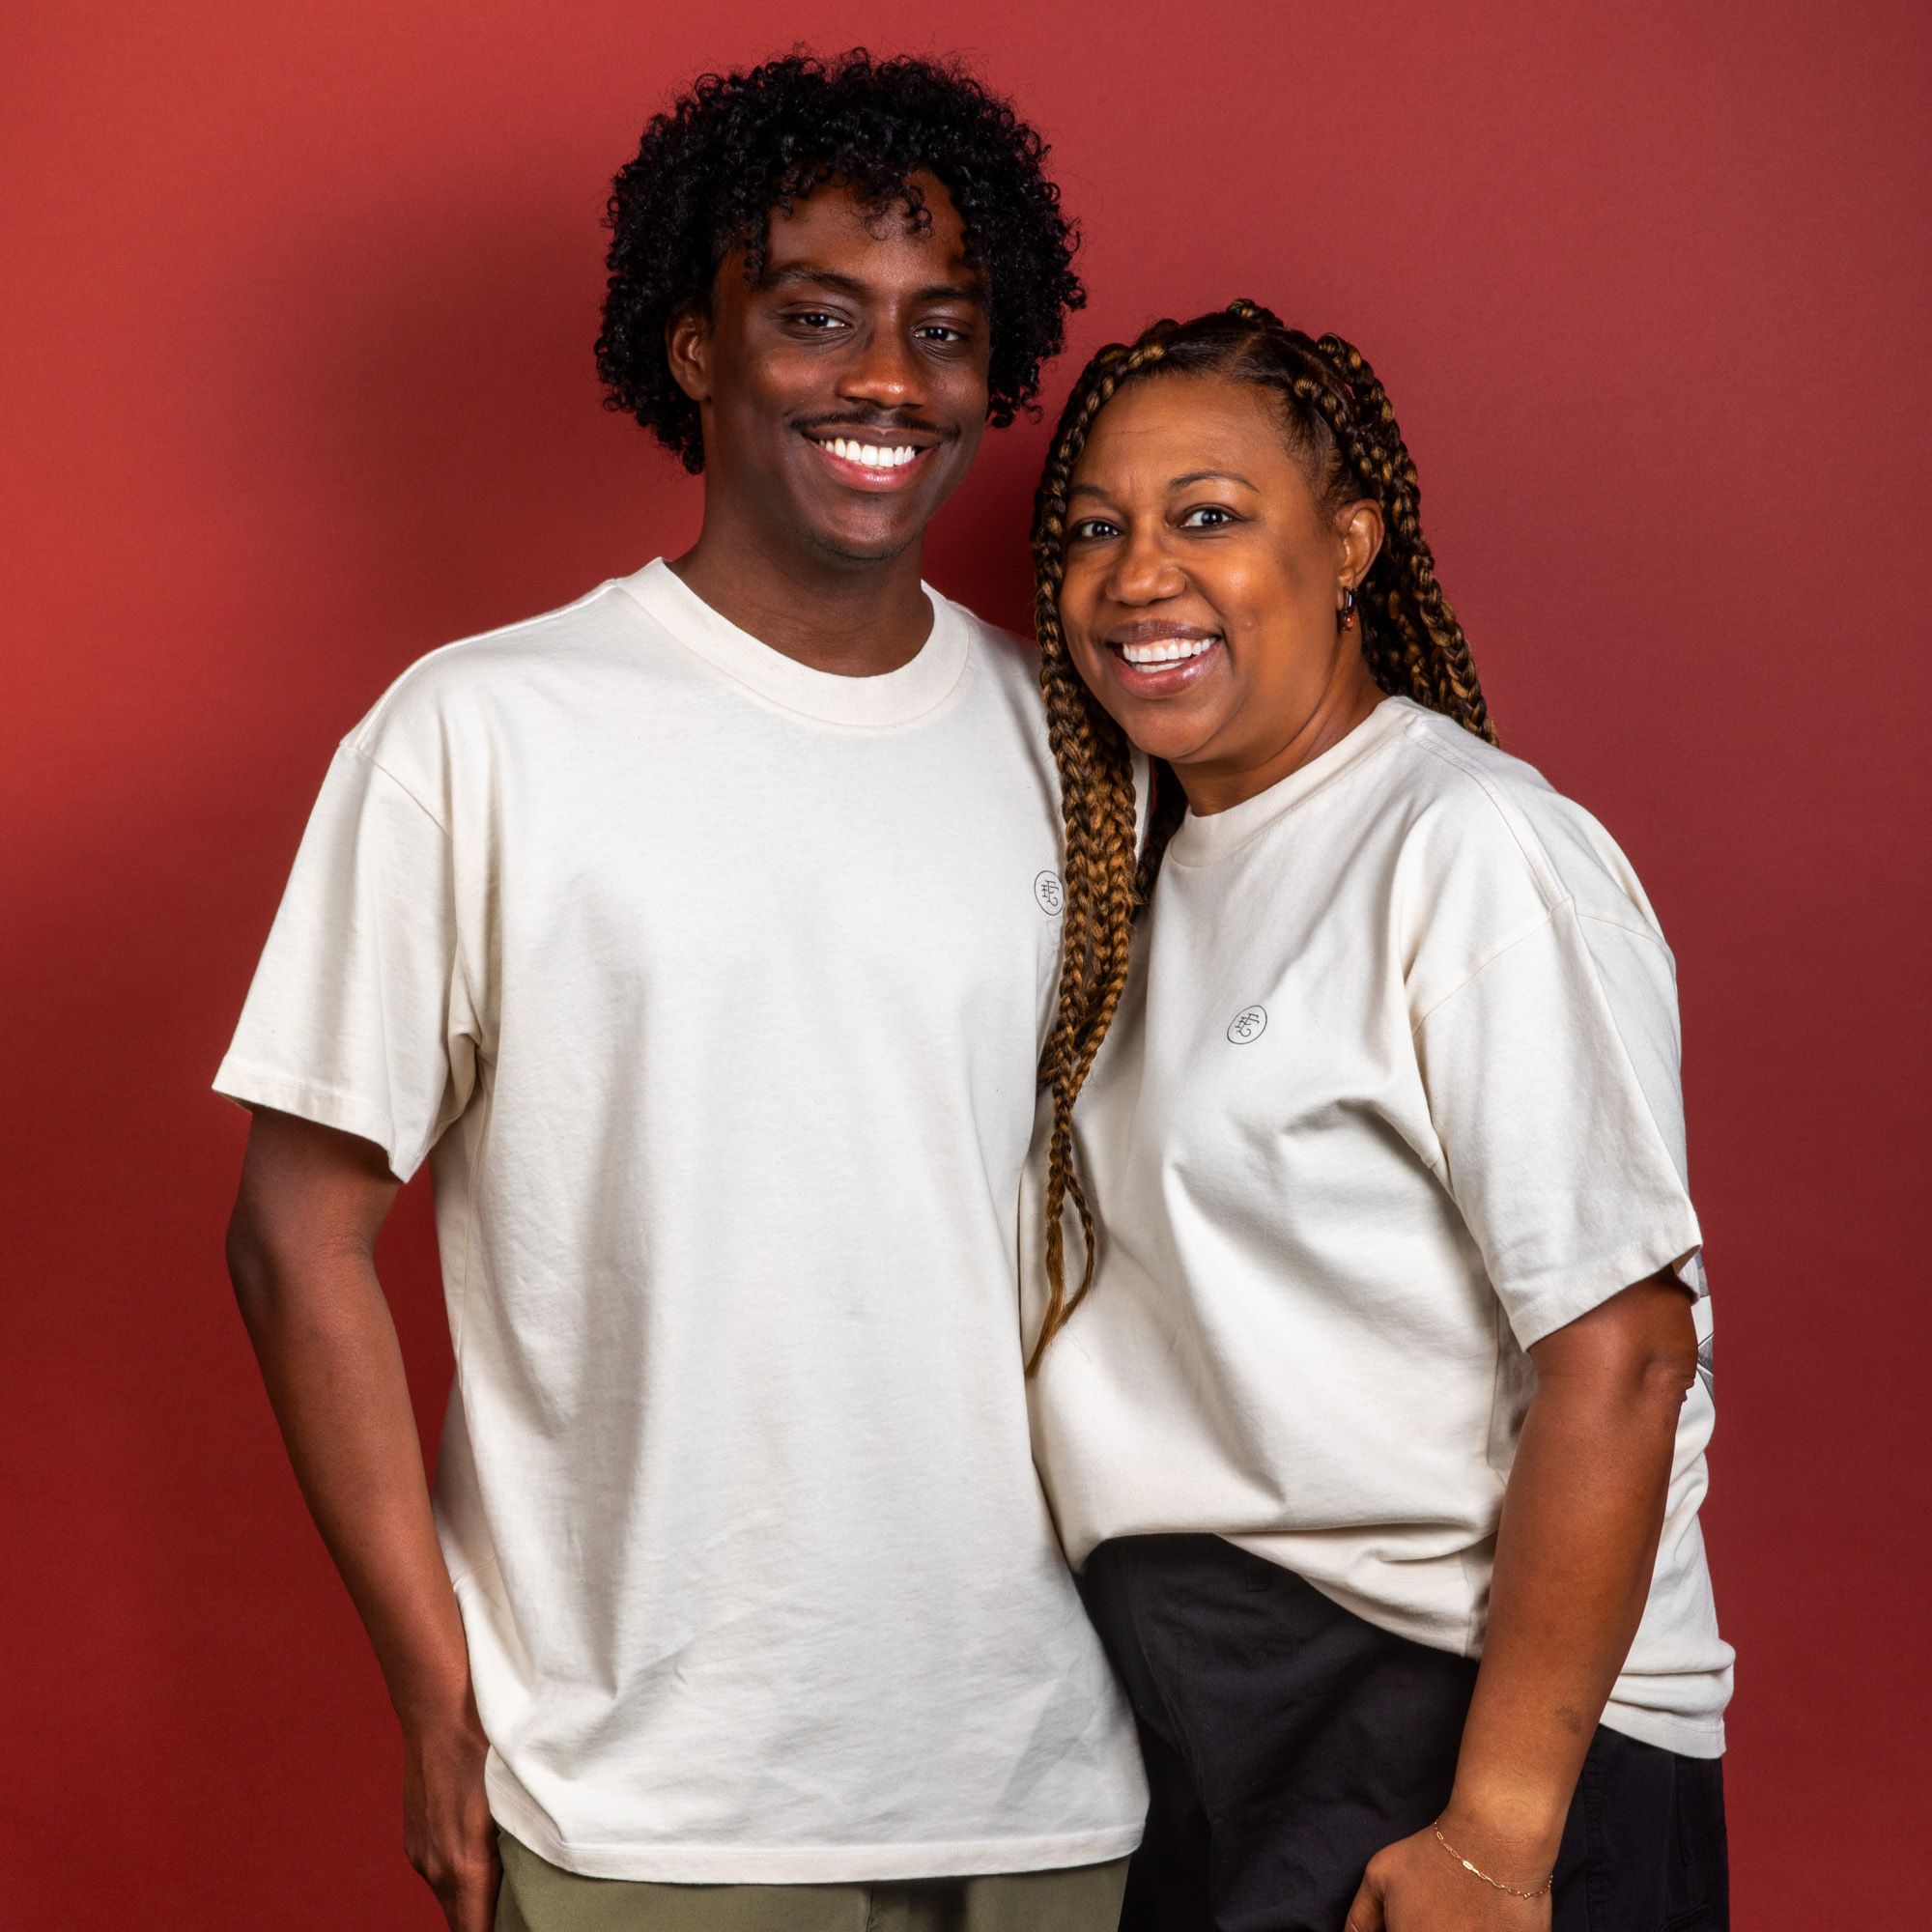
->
<box><xmin>1346</xmin><ymin>1271</ymin><xmax>1699</xmax><ymax>1930</ymax></box>
<box><xmin>226</xmin><ymin>1106</ymin><xmax>497</xmax><ymax>1932</ymax></box>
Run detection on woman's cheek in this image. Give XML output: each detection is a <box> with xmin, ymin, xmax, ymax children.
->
<box><xmin>1064</xmin><ymin>634</ymin><xmax>1110</xmax><ymax>700</ymax></box>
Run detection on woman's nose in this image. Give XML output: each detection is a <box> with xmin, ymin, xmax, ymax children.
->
<box><xmin>1107</xmin><ymin>526</ymin><xmax>1183</xmax><ymax>604</ymax></box>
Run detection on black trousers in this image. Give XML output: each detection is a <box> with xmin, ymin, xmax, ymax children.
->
<box><xmin>1079</xmin><ymin>1535</ymin><xmax>1728</xmax><ymax>1932</ymax></box>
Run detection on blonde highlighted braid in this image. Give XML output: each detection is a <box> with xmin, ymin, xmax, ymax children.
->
<box><xmin>1027</xmin><ymin>299</ymin><xmax>1497</xmax><ymax>1370</ymax></box>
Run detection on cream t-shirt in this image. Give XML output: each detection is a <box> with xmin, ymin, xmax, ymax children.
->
<box><xmin>215</xmin><ymin>560</ymin><xmax>1146</xmax><ymax>1881</ymax></box>
<box><xmin>1027</xmin><ymin>696</ymin><xmax>1732</xmax><ymax>1757</ymax></box>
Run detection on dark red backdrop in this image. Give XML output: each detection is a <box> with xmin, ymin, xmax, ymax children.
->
<box><xmin>5</xmin><ymin>2</ymin><xmax>1926</xmax><ymax>1924</ymax></box>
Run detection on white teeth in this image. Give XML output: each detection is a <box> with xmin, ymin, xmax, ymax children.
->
<box><xmin>820</xmin><ymin>438</ymin><xmax>919</xmax><ymax>469</ymax></box>
<box><xmin>1120</xmin><ymin>636</ymin><xmax>1217</xmax><ymax>666</ymax></box>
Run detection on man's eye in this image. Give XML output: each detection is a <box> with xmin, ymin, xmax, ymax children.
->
<box><xmin>916</xmin><ymin>324</ymin><xmax>968</xmax><ymax>344</ymax></box>
<box><xmin>1179</xmin><ymin>505</ymin><xmax>1236</xmax><ymax>528</ymax></box>
<box><xmin>791</xmin><ymin>312</ymin><xmax>847</xmax><ymax>330</ymax></box>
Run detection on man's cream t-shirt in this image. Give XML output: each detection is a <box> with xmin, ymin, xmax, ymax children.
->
<box><xmin>214</xmin><ymin>561</ymin><xmax>1147</xmax><ymax>1882</ymax></box>
<box><xmin>1027</xmin><ymin>696</ymin><xmax>1733</xmax><ymax>1757</ymax></box>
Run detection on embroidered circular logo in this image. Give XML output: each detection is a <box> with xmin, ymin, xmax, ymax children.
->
<box><xmin>1227</xmin><ymin>1005</ymin><xmax>1268</xmax><ymax>1044</ymax></box>
<box><xmin>1034</xmin><ymin>870</ymin><xmax>1065</xmax><ymax>916</ymax></box>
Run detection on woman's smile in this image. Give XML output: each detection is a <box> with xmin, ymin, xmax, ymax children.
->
<box><xmin>1103</xmin><ymin>619</ymin><xmax>1227</xmax><ymax>696</ymax></box>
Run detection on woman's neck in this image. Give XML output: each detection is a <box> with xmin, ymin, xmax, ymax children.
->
<box><xmin>1178</xmin><ymin>652</ymin><xmax>1386</xmax><ymax>816</ymax></box>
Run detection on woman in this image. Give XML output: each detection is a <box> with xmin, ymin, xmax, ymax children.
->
<box><xmin>1025</xmin><ymin>303</ymin><xmax>1732</xmax><ymax>1931</ymax></box>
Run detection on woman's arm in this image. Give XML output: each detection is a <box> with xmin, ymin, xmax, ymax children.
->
<box><xmin>1346</xmin><ymin>1269</ymin><xmax>1699</xmax><ymax>1930</ymax></box>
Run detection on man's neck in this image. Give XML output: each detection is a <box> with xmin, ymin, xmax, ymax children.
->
<box><xmin>668</xmin><ymin>504</ymin><xmax>934</xmax><ymax>678</ymax></box>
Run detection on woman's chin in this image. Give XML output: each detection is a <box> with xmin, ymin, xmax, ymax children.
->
<box><xmin>1108</xmin><ymin>702</ymin><xmax>1224</xmax><ymax>771</ymax></box>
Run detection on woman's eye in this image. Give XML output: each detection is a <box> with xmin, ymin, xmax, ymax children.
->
<box><xmin>1067</xmin><ymin>518</ymin><xmax>1121</xmax><ymax>543</ymax></box>
<box><xmin>1179</xmin><ymin>504</ymin><xmax>1237</xmax><ymax>529</ymax></box>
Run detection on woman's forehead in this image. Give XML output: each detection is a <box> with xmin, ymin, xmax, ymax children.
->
<box><xmin>1073</xmin><ymin>375</ymin><xmax>1303</xmax><ymax>490</ymax></box>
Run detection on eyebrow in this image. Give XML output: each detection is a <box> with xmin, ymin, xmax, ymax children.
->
<box><xmin>1067</xmin><ymin>468</ymin><xmax>1258</xmax><ymax>501</ymax></box>
<box><xmin>759</xmin><ymin>263</ymin><xmax>988</xmax><ymax>307</ymax></box>
<box><xmin>1170</xmin><ymin>468</ymin><xmax>1257</xmax><ymax>490</ymax></box>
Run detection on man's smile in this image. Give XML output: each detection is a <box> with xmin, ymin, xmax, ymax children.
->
<box><xmin>801</xmin><ymin>425</ymin><xmax>944</xmax><ymax>491</ymax></box>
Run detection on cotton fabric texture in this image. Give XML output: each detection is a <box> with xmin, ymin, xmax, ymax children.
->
<box><xmin>215</xmin><ymin>561</ymin><xmax>1147</xmax><ymax>1882</ymax></box>
<box><xmin>1026</xmin><ymin>696</ymin><xmax>1732</xmax><ymax>1756</ymax></box>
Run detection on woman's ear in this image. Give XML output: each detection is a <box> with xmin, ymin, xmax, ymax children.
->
<box><xmin>1337</xmin><ymin>498</ymin><xmax>1384</xmax><ymax>594</ymax></box>
<box><xmin>665</xmin><ymin>307</ymin><xmax>712</xmax><ymax>406</ymax></box>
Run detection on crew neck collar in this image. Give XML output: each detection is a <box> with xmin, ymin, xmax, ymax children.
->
<box><xmin>615</xmin><ymin>557</ymin><xmax>971</xmax><ymax>728</ymax></box>
<box><xmin>1165</xmin><ymin>696</ymin><xmax>1419</xmax><ymax>867</ymax></box>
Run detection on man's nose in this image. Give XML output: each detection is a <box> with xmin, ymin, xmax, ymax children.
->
<box><xmin>837</xmin><ymin>324</ymin><xmax>926</xmax><ymax>412</ymax></box>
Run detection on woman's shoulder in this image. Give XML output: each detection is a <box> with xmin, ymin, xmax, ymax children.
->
<box><xmin>1379</xmin><ymin>699</ymin><xmax>1669</xmax><ymax>952</ymax></box>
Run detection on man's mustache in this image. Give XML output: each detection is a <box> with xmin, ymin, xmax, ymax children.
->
<box><xmin>795</xmin><ymin>413</ymin><xmax>951</xmax><ymax>440</ymax></box>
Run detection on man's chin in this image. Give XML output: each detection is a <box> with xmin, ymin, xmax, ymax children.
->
<box><xmin>798</xmin><ymin>517</ymin><xmax>921</xmax><ymax>569</ymax></box>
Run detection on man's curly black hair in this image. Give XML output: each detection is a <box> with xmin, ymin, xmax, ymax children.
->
<box><xmin>596</xmin><ymin>48</ymin><xmax>1084</xmax><ymax>473</ymax></box>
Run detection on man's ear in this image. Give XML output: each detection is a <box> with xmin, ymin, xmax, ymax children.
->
<box><xmin>666</xmin><ymin>306</ymin><xmax>711</xmax><ymax>406</ymax></box>
<box><xmin>1337</xmin><ymin>498</ymin><xmax>1384</xmax><ymax>594</ymax></box>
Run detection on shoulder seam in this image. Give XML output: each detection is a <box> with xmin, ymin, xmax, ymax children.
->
<box><xmin>338</xmin><ymin>737</ymin><xmax>451</xmax><ymax>837</ymax></box>
<box><xmin>364</xmin><ymin>582</ymin><xmax>618</xmax><ymax>711</ymax></box>
<box><xmin>1410</xmin><ymin>903</ymin><xmax>1564</xmax><ymax>1034</ymax></box>
<box><xmin>1576</xmin><ymin>905</ymin><xmax>1674</xmax><ymax>952</ymax></box>
<box><xmin>1399</xmin><ymin>717</ymin><xmax>1565</xmax><ymax>911</ymax></box>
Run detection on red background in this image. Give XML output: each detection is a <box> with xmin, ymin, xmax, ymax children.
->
<box><xmin>4</xmin><ymin>2</ymin><xmax>1926</xmax><ymax>1924</ymax></box>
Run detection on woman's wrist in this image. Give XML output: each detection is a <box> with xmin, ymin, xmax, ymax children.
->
<box><xmin>1436</xmin><ymin>1782</ymin><xmax>1567</xmax><ymax>1885</ymax></box>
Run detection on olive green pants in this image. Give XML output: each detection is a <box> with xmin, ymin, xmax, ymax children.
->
<box><xmin>495</xmin><ymin>1832</ymin><xmax>1128</xmax><ymax>1932</ymax></box>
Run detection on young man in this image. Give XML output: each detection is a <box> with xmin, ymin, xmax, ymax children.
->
<box><xmin>217</xmin><ymin>51</ymin><xmax>1144</xmax><ymax>1932</ymax></box>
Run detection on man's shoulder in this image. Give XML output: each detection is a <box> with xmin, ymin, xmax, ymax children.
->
<box><xmin>943</xmin><ymin>595</ymin><xmax>1037</xmax><ymax>679</ymax></box>
<box><xmin>933</xmin><ymin>591</ymin><xmax>1047</xmax><ymax>720</ymax></box>
<box><xmin>340</xmin><ymin>577</ymin><xmax>656</xmax><ymax>772</ymax></box>
<box><xmin>934</xmin><ymin>595</ymin><xmax>1058</xmax><ymax>783</ymax></box>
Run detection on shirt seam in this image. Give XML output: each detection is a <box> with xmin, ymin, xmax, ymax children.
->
<box><xmin>212</xmin><ymin>1058</ymin><xmax>430</xmax><ymax>1180</ymax></box>
<box><xmin>611</xmin><ymin>579</ymin><xmax>975</xmax><ymax>732</ymax></box>
<box><xmin>1501</xmin><ymin>1225</ymin><xmax>1705</xmax><ymax>1350</ymax></box>
<box><xmin>1576</xmin><ymin>904</ymin><xmax>1676</xmax><ymax>957</ymax></box>
<box><xmin>493</xmin><ymin>1818</ymin><xmax>1144</xmax><ymax>1865</ymax></box>
<box><xmin>1162</xmin><ymin>711</ymin><xmax>1408</xmax><ymax>867</ymax></box>
<box><xmin>339</xmin><ymin>736</ymin><xmax>452</xmax><ymax>837</ymax></box>
<box><xmin>336</xmin><ymin>738</ymin><xmax>492</xmax><ymax>1068</ymax></box>
<box><xmin>1398</xmin><ymin>714</ymin><xmax>1568</xmax><ymax>908</ymax></box>
<box><xmin>1409</xmin><ymin>903</ymin><xmax>1564</xmax><ymax>1034</ymax></box>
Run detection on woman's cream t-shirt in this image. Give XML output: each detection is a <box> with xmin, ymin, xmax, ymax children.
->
<box><xmin>1027</xmin><ymin>696</ymin><xmax>1733</xmax><ymax>1756</ymax></box>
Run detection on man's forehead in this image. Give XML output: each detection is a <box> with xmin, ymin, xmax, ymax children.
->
<box><xmin>754</xmin><ymin>175</ymin><xmax>982</xmax><ymax>289</ymax></box>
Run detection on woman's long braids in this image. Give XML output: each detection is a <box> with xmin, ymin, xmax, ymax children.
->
<box><xmin>1027</xmin><ymin>299</ymin><xmax>1497</xmax><ymax>1371</ymax></box>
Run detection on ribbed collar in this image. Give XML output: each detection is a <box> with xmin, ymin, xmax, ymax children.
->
<box><xmin>1164</xmin><ymin>696</ymin><xmax>1419</xmax><ymax>867</ymax></box>
<box><xmin>615</xmin><ymin>558</ymin><xmax>971</xmax><ymax>729</ymax></box>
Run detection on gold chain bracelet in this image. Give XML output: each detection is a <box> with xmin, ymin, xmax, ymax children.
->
<box><xmin>1431</xmin><ymin>1820</ymin><xmax>1554</xmax><ymax>1901</ymax></box>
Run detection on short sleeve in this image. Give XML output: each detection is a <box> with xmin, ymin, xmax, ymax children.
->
<box><xmin>1412</xmin><ymin>898</ymin><xmax>1703</xmax><ymax>1349</ymax></box>
<box><xmin>213</xmin><ymin>741</ymin><xmax>481</xmax><ymax>1182</ymax></box>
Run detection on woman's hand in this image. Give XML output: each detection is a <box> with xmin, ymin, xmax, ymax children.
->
<box><xmin>1344</xmin><ymin>1818</ymin><xmax>1552</xmax><ymax>1932</ymax></box>
<box><xmin>1341</xmin><ymin>1273</ymin><xmax>1696</xmax><ymax>1929</ymax></box>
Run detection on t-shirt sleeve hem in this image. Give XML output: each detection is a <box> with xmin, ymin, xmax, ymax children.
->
<box><xmin>1599</xmin><ymin>1702</ymin><xmax>1727</xmax><ymax>1760</ymax></box>
<box><xmin>212</xmin><ymin>1057</ymin><xmax>427</xmax><ymax>1183</ymax></box>
<box><xmin>1501</xmin><ymin>1226</ymin><xmax>1705</xmax><ymax>1350</ymax></box>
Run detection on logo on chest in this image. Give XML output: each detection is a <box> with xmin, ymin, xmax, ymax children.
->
<box><xmin>1034</xmin><ymin>870</ymin><xmax>1065</xmax><ymax>917</ymax></box>
<box><xmin>1227</xmin><ymin>1005</ymin><xmax>1268</xmax><ymax>1044</ymax></box>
